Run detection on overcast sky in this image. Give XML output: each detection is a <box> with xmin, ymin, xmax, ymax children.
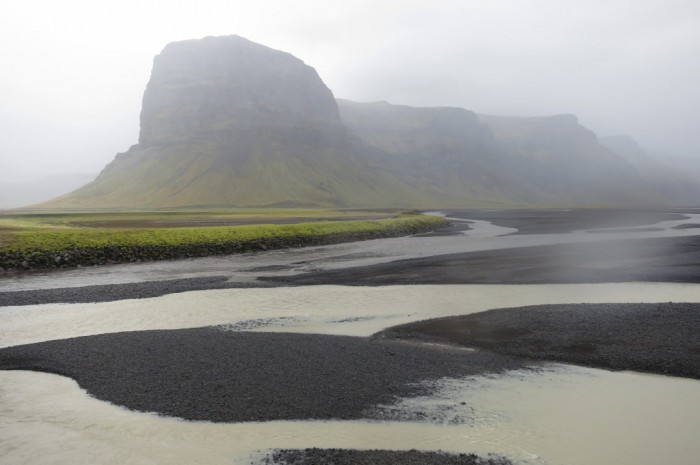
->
<box><xmin>1</xmin><ymin>0</ymin><xmax>699</xmax><ymax>183</ymax></box>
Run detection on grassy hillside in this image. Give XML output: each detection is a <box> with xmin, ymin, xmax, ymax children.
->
<box><xmin>40</xmin><ymin>129</ymin><xmax>451</xmax><ymax>209</ymax></box>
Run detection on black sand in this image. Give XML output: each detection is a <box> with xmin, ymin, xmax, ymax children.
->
<box><xmin>445</xmin><ymin>209</ymin><xmax>686</xmax><ymax>235</ymax></box>
<box><xmin>0</xmin><ymin>328</ymin><xmax>529</xmax><ymax>422</ymax></box>
<box><xmin>378</xmin><ymin>302</ymin><xmax>700</xmax><ymax>379</ymax></box>
<box><xmin>0</xmin><ymin>276</ymin><xmax>269</xmax><ymax>307</ymax></box>
<box><xmin>4</xmin><ymin>233</ymin><xmax>700</xmax><ymax>307</ymax></box>
<box><xmin>268</xmin><ymin>235</ymin><xmax>700</xmax><ymax>285</ymax></box>
<box><xmin>258</xmin><ymin>449</ymin><xmax>513</xmax><ymax>465</ymax></box>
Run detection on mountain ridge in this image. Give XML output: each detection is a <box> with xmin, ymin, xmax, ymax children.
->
<box><xmin>38</xmin><ymin>35</ymin><xmax>697</xmax><ymax>209</ymax></box>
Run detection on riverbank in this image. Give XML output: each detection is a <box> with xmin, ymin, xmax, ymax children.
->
<box><xmin>0</xmin><ymin>213</ymin><xmax>446</xmax><ymax>271</ymax></box>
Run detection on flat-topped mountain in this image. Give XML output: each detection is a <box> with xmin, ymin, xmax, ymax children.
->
<box><xmin>45</xmin><ymin>36</ymin><xmax>421</xmax><ymax>208</ymax></box>
<box><xmin>41</xmin><ymin>35</ymin><xmax>696</xmax><ymax>209</ymax></box>
<box><xmin>138</xmin><ymin>35</ymin><xmax>340</xmax><ymax>146</ymax></box>
<box><xmin>337</xmin><ymin>100</ymin><xmax>552</xmax><ymax>206</ymax></box>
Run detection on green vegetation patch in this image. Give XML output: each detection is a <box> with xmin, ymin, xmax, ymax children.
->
<box><xmin>2</xmin><ymin>215</ymin><xmax>438</xmax><ymax>252</ymax></box>
<box><xmin>0</xmin><ymin>212</ymin><xmax>447</xmax><ymax>271</ymax></box>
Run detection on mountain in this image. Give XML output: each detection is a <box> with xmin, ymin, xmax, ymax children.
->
<box><xmin>478</xmin><ymin>114</ymin><xmax>662</xmax><ymax>205</ymax></box>
<box><xmin>337</xmin><ymin>100</ymin><xmax>551</xmax><ymax>206</ymax></box>
<box><xmin>39</xmin><ymin>35</ymin><xmax>691</xmax><ymax>209</ymax></box>
<box><xmin>599</xmin><ymin>135</ymin><xmax>700</xmax><ymax>204</ymax></box>
<box><xmin>0</xmin><ymin>173</ymin><xmax>96</xmax><ymax>209</ymax></box>
<box><xmin>42</xmin><ymin>36</ymin><xmax>425</xmax><ymax>209</ymax></box>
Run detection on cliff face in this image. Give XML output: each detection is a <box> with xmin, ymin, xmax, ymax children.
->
<box><xmin>479</xmin><ymin>114</ymin><xmax>660</xmax><ymax>204</ymax></box>
<box><xmin>138</xmin><ymin>35</ymin><xmax>341</xmax><ymax>147</ymax></box>
<box><xmin>337</xmin><ymin>100</ymin><xmax>551</xmax><ymax>206</ymax></box>
<box><xmin>45</xmin><ymin>36</ymin><xmax>426</xmax><ymax>209</ymax></box>
<box><xmin>42</xmin><ymin>35</ymin><xmax>690</xmax><ymax>209</ymax></box>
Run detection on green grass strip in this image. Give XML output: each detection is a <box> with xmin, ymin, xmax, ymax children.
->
<box><xmin>1</xmin><ymin>214</ymin><xmax>444</xmax><ymax>253</ymax></box>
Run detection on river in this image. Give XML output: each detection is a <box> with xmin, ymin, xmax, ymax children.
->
<box><xmin>1</xmin><ymin>212</ymin><xmax>699</xmax><ymax>465</ymax></box>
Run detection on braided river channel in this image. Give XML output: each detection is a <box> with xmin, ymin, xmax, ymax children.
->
<box><xmin>2</xmin><ymin>211</ymin><xmax>699</xmax><ymax>465</ymax></box>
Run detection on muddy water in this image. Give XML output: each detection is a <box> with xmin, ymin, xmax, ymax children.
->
<box><xmin>3</xmin><ymin>283</ymin><xmax>700</xmax><ymax>347</ymax></box>
<box><xmin>1</xmin><ymin>283</ymin><xmax>700</xmax><ymax>465</ymax></box>
<box><xmin>1</xmin><ymin>362</ymin><xmax>699</xmax><ymax>465</ymax></box>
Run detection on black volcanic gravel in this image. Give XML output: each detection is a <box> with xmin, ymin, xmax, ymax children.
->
<box><xmin>267</xmin><ymin>235</ymin><xmax>700</xmax><ymax>286</ymax></box>
<box><xmin>379</xmin><ymin>303</ymin><xmax>700</xmax><ymax>379</ymax></box>
<box><xmin>0</xmin><ymin>276</ymin><xmax>270</xmax><ymax>306</ymax></box>
<box><xmin>0</xmin><ymin>328</ymin><xmax>529</xmax><ymax>422</ymax></box>
<box><xmin>258</xmin><ymin>448</ymin><xmax>513</xmax><ymax>465</ymax></box>
<box><xmin>443</xmin><ymin>209</ymin><xmax>685</xmax><ymax>235</ymax></box>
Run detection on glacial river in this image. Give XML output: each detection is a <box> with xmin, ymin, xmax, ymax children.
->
<box><xmin>2</xmin><ymin>283</ymin><xmax>700</xmax><ymax>465</ymax></box>
<box><xmin>1</xmin><ymin>213</ymin><xmax>700</xmax><ymax>465</ymax></box>
<box><xmin>3</xmin><ymin>211</ymin><xmax>700</xmax><ymax>292</ymax></box>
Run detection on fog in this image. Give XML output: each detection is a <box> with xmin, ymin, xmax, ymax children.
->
<box><xmin>1</xmin><ymin>0</ymin><xmax>698</xmax><ymax>184</ymax></box>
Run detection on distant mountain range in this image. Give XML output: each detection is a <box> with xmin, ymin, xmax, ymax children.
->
<box><xmin>38</xmin><ymin>35</ymin><xmax>699</xmax><ymax>209</ymax></box>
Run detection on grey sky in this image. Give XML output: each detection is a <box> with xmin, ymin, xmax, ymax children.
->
<box><xmin>1</xmin><ymin>0</ymin><xmax>699</xmax><ymax>182</ymax></box>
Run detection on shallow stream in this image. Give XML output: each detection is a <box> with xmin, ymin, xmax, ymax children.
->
<box><xmin>1</xmin><ymin>283</ymin><xmax>699</xmax><ymax>465</ymax></box>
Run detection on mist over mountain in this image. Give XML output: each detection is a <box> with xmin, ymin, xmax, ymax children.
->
<box><xmin>479</xmin><ymin>114</ymin><xmax>658</xmax><ymax>204</ymax></box>
<box><xmin>0</xmin><ymin>173</ymin><xmax>96</xmax><ymax>210</ymax></box>
<box><xmin>599</xmin><ymin>135</ymin><xmax>700</xmax><ymax>203</ymax></box>
<box><xmin>40</xmin><ymin>35</ymin><xmax>698</xmax><ymax>209</ymax></box>
<box><xmin>44</xmin><ymin>36</ymin><xmax>423</xmax><ymax>208</ymax></box>
<box><xmin>337</xmin><ymin>100</ymin><xmax>552</xmax><ymax>206</ymax></box>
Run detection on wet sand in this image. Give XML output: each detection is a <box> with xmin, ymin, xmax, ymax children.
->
<box><xmin>444</xmin><ymin>209</ymin><xmax>687</xmax><ymax>235</ymax></box>
<box><xmin>0</xmin><ymin>276</ymin><xmax>270</xmax><ymax>306</ymax></box>
<box><xmin>268</xmin><ymin>234</ymin><xmax>700</xmax><ymax>285</ymax></box>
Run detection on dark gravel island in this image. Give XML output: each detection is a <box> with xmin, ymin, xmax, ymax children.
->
<box><xmin>258</xmin><ymin>448</ymin><xmax>513</xmax><ymax>465</ymax></box>
<box><xmin>0</xmin><ymin>328</ymin><xmax>529</xmax><ymax>422</ymax></box>
<box><xmin>378</xmin><ymin>302</ymin><xmax>700</xmax><ymax>379</ymax></box>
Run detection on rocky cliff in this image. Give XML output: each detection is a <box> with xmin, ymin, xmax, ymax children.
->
<box><xmin>45</xmin><ymin>36</ymin><xmax>424</xmax><ymax>208</ymax></box>
<box><xmin>41</xmin><ymin>35</ymin><xmax>691</xmax><ymax>209</ymax></box>
<box><xmin>337</xmin><ymin>100</ymin><xmax>551</xmax><ymax>206</ymax></box>
<box><xmin>138</xmin><ymin>35</ymin><xmax>340</xmax><ymax>147</ymax></box>
<box><xmin>479</xmin><ymin>114</ymin><xmax>660</xmax><ymax>204</ymax></box>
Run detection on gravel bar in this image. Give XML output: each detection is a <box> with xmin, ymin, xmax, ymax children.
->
<box><xmin>378</xmin><ymin>302</ymin><xmax>700</xmax><ymax>379</ymax></box>
<box><xmin>0</xmin><ymin>276</ymin><xmax>273</xmax><ymax>306</ymax></box>
<box><xmin>257</xmin><ymin>448</ymin><xmax>513</xmax><ymax>465</ymax></box>
<box><xmin>0</xmin><ymin>328</ymin><xmax>530</xmax><ymax>422</ymax></box>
